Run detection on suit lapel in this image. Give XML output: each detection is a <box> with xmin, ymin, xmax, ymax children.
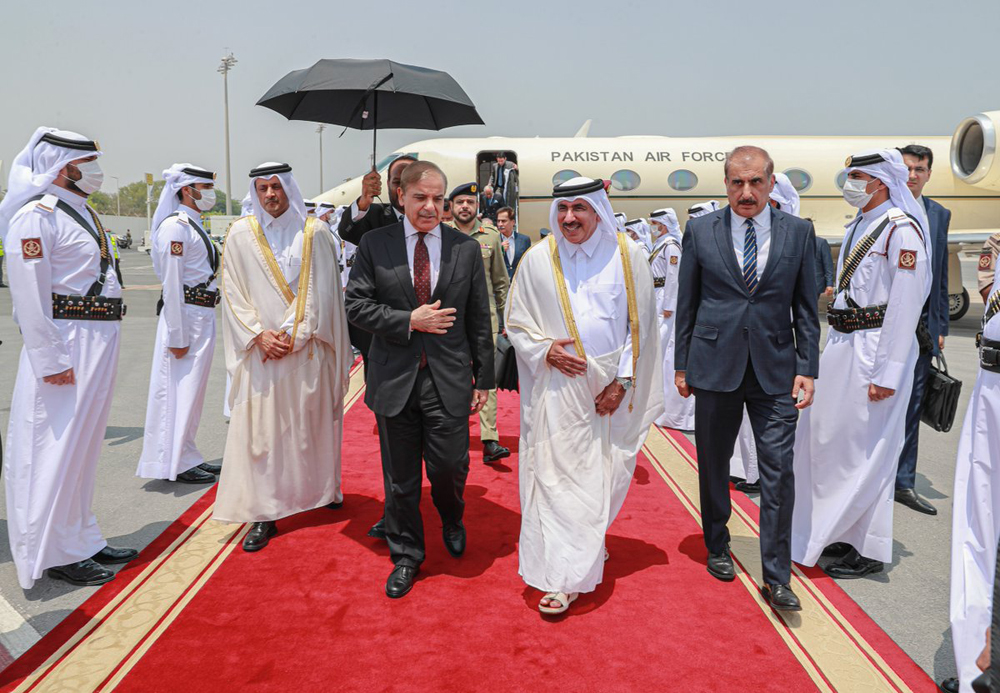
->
<box><xmin>757</xmin><ymin>209</ymin><xmax>787</xmax><ymax>288</ymax></box>
<box><xmin>388</xmin><ymin>225</ymin><xmax>418</xmax><ymax>308</ymax></box>
<box><xmin>432</xmin><ymin>226</ymin><xmax>457</xmax><ymax>302</ymax></box>
<box><xmin>714</xmin><ymin>208</ymin><xmax>748</xmax><ymax>295</ymax></box>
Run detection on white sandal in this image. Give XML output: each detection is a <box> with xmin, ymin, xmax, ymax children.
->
<box><xmin>604</xmin><ymin>548</ymin><xmax>610</xmax><ymax>562</ymax></box>
<box><xmin>539</xmin><ymin>591</ymin><xmax>578</xmax><ymax>615</ymax></box>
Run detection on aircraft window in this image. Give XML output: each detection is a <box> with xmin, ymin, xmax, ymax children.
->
<box><xmin>783</xmin><ymin>168</ymin><xmax>812</xmax><ymax>192</ymax></box>
<box><xmin>611</xmin><ymin>170</ymin><xmax>641</xmax><ymax>192</ymax></box>
<box><xmin>375</xmin><ymin>152</ymin><xmax>419</xmax><ymax>172</ymax></box>
<box><xmin>552</xmin><ymin>169</ymin><xmax>580</xmax><ymax>186</ymax></box>
<box><xmin>668</xmin><ymin>170</ymin><xmax>698</xmax><ymax>191</ymax></box>
<box><xmin>835</xmin><ymin>171</ymin><xmax>848</xmax><ymax>190</ymax></box>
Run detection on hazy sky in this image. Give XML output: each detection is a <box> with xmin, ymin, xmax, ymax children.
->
<box><xmin>2</xmin><ymin>0</ymin><xmax>999</xmax><ymax>201</ymax></box>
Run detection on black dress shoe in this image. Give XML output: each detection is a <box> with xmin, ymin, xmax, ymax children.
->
<box><xmin>707</xmin><ymin>546</ymin><xmax>736</xmax><ymax>581</ymax></box>
<box><xmin>176</xmin><ymin>467</ymin><xmax>216</xmax><ymax>484</ymax></box>
<box><xmin>385</xmin><ymin>565</ymin><xmax>418</xmax><ymax>599</ymax></box>
<box><xmin>443</xmin><ymin>522</ymin><xmax>466</xmax><ymax>558</ymax></box>
<box><xmin>895</xmin><ymin>488</ymin><xmax>937</xmax><ymax>516</ymax></box>
<box><xmin>735</xmin><ymin>480</ymin><xmax>761</xmax><ymax>494</ymax></box>
<box><xmin>368</xmin><ymin>517</ymin><xmax>387</xmax><ymax>540</ymax></box>
<box><xmin>825</xmin><ymin>549</ymin><xmax>884</xmax><ymax>579</ymax></box>
<box><xmin>939</xmin><ymin>677</ymin><xmax>959</xmax><ymax>693</ymax></box>
<box><xmin>48</xmin><ymin>559</ymin><xmax>115</xmax><ymax>586</ymax></box>
<box><xmin>242</xmin><ymin>521</ymin><xmax>277</xmax><ymax>552</ymax></box>
<box><xmin>729</xmin><ymin>476</ymin><xmax>745</xmax><ymax>485</ymax></box>
<box><xmin>761</xmin><ymin>583</ymin><xmax>802</xmax><ymax>611</ymax></box>
<box><xmin>483</xmin><ymin>440</ymin><xmax>510</xmax><ymax>464</ymax></box>
<box><xmin>92</xmin><ymin>546</ymin><xmax>138</xmax><ymax>565</ymax></box>
<box><xmin>197</xmin><ymin>462</ymin><xmax>222</xmax><ymax>475</ymax></box>
<box><xmin>821</xmin><ymin>542</ymin><xmax>854</xmax><ymax>558</ymax></box>
<box><xmin>326</xmin><ymin>500</ymin><xmax>343</xmax><ymax>510</ymax></box>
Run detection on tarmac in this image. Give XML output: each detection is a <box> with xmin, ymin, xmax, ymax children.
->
<box><xmin>0</xmin><ymin>247</ymin><xmax>988</xmax><ymax>685</ymax></box>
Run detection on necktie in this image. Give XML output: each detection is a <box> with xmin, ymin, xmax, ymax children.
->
<box><xmin>743</xmin><ymin>218</ymin><xmax>758</xmax><ymax>294</ymax></box>
<box><xmin>413</xmin><ymin>233</ymin><xmax>431</xmax><ymax>368</ymax></box>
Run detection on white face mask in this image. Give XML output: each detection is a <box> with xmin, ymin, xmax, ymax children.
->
<box><xmin>192</xmin><ymin>187</ymin><xmax>217</xmax><ymax>212</ymax></box>
<box><xmin>842</xmin><ymin>177</ymin><xmax>876</xmax><ymax>209</ymax></box>
<box><xmin>72</xmin><ymin>160</ymin><xmax>104</xmax><ymax>194</ymax></box>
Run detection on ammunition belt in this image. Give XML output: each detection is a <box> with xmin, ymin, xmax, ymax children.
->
<box><xmin>52</xmin><ymin>293</ymin><xmax>125</xmax><ymax>321</ymax></box>
<box><xmin>980</xmin><ymin>337</ymin><xmax>1000</xmax><ymax>373</ymax></box>
<box><xmin>184</xmin><ymin>285</ymin><xmax>220</xmax><ymax>308</ymax></box>
<box><xmin>827</xmin><ymin>303</ymin><xmax>887</xmax><ymax>333</ymax></box>
<box><xmin>345</xmin><ymin>257</ymin><xmax>355</xmax><ymax>267</ymax></box>
<box><xmin>653</xmin><ymin>276</ymin><xmax>666</xmax><ymax>288</ymax></box>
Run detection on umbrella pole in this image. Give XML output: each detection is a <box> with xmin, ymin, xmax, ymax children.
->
<box><xmin>372</xmin><ymin>90</ymin><xmax>378</xmax><ymax>167</ymax></box>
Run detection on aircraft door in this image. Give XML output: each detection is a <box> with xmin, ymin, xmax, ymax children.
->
<box><xmin>476</xmin><ymin>150</ymin><xmax>518</xmax><ymax>224</ymax></box>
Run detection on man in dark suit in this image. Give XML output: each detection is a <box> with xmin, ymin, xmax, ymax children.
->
<box><xmin>488</xmin><ymin>153</ymin><xmax>518</xmax><ymax>213</ymax></box>
<box><xmin>479</xmin><ymin>186</ymin><xmax>505</xmax><ymax>223</ymax></box>
<box><xmin>675</xmin><ymin>145</ymin><xmax>820</xmax><ymax>612</ymax></box>
<box><xmin>495</xmin><ymin>206</ymin><xmax>529</xmax><ymax>278</ymax></box>
<box><xmin>895</xmin><ymin>144</ymin><xmax>952</xmax><ymax>516</ymax></box>
<box><xmin>345</xmin><ymin>161</ymin><xmax>495</xmax><ymax>599</ymax></box>
<box><xmin>814</xmin><ymin>236</ymin><xmax>834</xmax><ymax>299</ymax></box>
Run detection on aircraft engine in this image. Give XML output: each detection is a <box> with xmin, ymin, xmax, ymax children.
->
<box><xmin>951</xmin><ymin>111</ymin><xmax>1000</xmax><ymax>188</ymax></box>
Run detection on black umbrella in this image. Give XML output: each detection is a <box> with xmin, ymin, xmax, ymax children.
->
<box><xmin>257</xmin><ymin>58</ymin><xmax>484</xmax><ymax>164</ymax></box>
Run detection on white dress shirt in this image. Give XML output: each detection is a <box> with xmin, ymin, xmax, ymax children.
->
<box><xmin>730</xmin><ymin>205</ymin><xmax>771</xmax><ymax>280</ymax></box>
<box><xmin>261</xmin><ymin>209</ymin><xmax>305</xmax><ymax>293</ymax></box>
<box><xmin>502</xmin><ymin>230</ymin><xmax>515</xmax><ymax>265</ymax></box>
<box><xmin>557</xmin><ymin>230</ymin><xmax>633</xmax><ymax>377</ymax></box>
<box><xmin>404</xmin><ymin>218</ymin><xmax>442</xmax><ymax>295</ymax></box>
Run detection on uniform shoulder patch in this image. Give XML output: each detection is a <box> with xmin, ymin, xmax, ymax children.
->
<box><xmin>669</xmin><ymin>255</ymin><xmax>679</xmax><ymax>265</ymax></box>
<box><xmin>980</xmin><ymin>252</ymin><xmax>994</xmax><ymax>270</ymax></box>
<box><xmin>898</xmin><ymin>248</ymin><xmax>917</xmax><ymax>270</ymax></box>
<box><xmin>170</xmin><ymin>241</ymin><xmax>184</xmax><ymax>256</ymax></box>
<box><xmin>21</xmin><ymin>238</ymin><xmax>43</xmax><ymax>259</ymax></box>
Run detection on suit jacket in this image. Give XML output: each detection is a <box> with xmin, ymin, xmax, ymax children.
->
<box><xmin>814</xmin><ymin>236</ymin><xmax>835</xmax><ymax>295</ymax></box>
<box><xmin>337</xmin><ymin>201</ymin><xmax>401</xmax><ymax>247</ymax></box>
<box><xmin>924</xmin><ymin>196</ymin><xmax>951</xmax><ymax>354</ymax></box>
<box><xmin>345</xmin><ymin>222</ymin><xmax>495</xmax><ymax>418</ymax></box>
<box><xmin>488</xmin><ymin>161</ymin><xmax>516</xmax><ymax>192</ymax></box>
<box><xmin>675</xmin><ymin>207</ymin><xmax>820</xmax><ymax>396</ymax></box>
<box><xmin>502</xmin><ymin>231</ymin><xmax>531</xmax><ymax>278</ymax></box>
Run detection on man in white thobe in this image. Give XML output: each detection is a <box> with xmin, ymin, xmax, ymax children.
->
<box><xmin>792</xmin><ymin>149</ymin><xmax>931</xmax><ymax>578</ymax></box>
<box><xmin>507</xmin><ymin>177</ymin><xmax>663</xmax><ymax>614</ymax></box>
<box><xmin>216</xmin><ymin>162</ymin><xmax>352</xmax><ymax>552</ymax></box>
<box><xmin>649</xmin><ymin>208</ymin><xmax>693</xmax><ymax>430</ymax></box>
<box><xmin>948</xmin><ymin>283</ymin><xmax>1000</xmax><ymax>693</ymax></box>
<box><xmin>137</xmin><ymin>163</ymin><xmax>221</xmax><ymax>485</ymax></box>
<box><xmin>0</xmin><ymin>127</ymin><xmax>136</xmax><ymax>589</ymax></box>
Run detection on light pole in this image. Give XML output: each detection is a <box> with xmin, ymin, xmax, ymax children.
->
<box><xmin>110</xmin><ymin>176</ymin><xmax>121</xmax><ymax>218</ymax></box>
<box><xmin>218</xmin><ymin>51</ymin><xmax>237</xmax><ymax>215</ymax></box>
<box><xmin>316</xmin><ymin>124</ymin><xmax>326</xmax><ymax>192</ymax></box>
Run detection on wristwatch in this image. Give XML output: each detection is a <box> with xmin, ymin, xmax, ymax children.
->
<box><xmin>614</xmin><ymin>376</ymin><xmax>633</xmax><ymax>391</ymax></box>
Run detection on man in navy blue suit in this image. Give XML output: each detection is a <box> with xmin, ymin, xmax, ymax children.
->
<box><xmin>894</xmin><ymin>144</ymin><xmax>951</xmax><ymax>516</ymax></box>
<box><xmin>675</xmin><ymin>145</ymin><xmax>820</xmax><ymax>612</ymax></box>
<box><xmin>495</xmin><ymin>206</ymin><xmax>530</xmax><ymax>278</ymax></box>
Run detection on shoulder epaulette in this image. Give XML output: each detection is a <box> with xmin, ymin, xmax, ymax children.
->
<box><xmin>30</xmin><ymin>194</ymin><xmax>59</xmax><ymax>215</ymax></box>
<box><xmin>887</xmin><ymin>208</ymin><xmax>911</xmax><ymax>224</ymax></box>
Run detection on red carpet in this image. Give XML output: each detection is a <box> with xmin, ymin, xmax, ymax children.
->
<box><xmin>0</xmin><ymin>371</ymin><xmax>936</xmax><ymax>692</ymax></box>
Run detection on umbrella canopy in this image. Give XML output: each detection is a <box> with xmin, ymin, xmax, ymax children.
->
<box><xmin>258</xmin><ymin>58</ymin><xmax>483</xmax><ymax>134</ymax></box>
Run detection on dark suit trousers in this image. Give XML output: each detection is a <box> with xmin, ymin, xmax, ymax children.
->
<box><xmin>376</xmin><ymin>369</ymin><xmax>470</xmax><ymax>568</ymax></box>
<box><xmin>896</xmin><ymin>352</ymin><xmax>932</xmax><ymax>490</ymax></box>
<box><xmin>694</xmin><ymin>359</ymin><xmax>798</xmax><ymax>585</ymax></box>
<box><xmin>348</xmin><ymin>323</ymin><xmax>373</xmax><ymax>378</ymax></box>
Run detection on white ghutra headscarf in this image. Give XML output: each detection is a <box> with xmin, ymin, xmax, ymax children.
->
<box><xmin>151</xmin><ymin>163</ymin><xmax>215</xmax><ymax>234</ymax></box>
<box><xmin>769</xmin><ymin>172</ymin><xmax>801</xmax><ymax>218</ymax></box>
<box><xmin>247</xmin><ymin>162</ymin><xmax>307</xmax><ymax>228</ymax></box>
<box><xmin>843</xmin><ymin>148</ymin><xmax>930</xmax><ymax>246</ymax></box>
<box><xmin>549</xmin><ymin>177</ymin><xmax>620</xmax><ymax>243</ymax></box>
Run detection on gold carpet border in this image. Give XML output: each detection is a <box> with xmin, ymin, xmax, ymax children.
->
<box><xmin>644</xmin><ymin>427</ymin><xmax>911</xmax><ymax>693</ymax></box>
<box><xmin>16</xmin><ymin>364</ymin><xmax>368</xmax><ymax>693</ymax></box>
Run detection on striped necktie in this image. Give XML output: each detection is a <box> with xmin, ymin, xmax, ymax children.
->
<box><xmin>743</xmin><ymin>218</ymin><xmax>758</xmax><ymax>294</ymax></box>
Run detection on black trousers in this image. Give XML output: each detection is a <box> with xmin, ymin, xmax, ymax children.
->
<box><xmin>694</xmin><ymin>359</ymin><xmax>798</xmax><ymax>585</ymax></box>
<box><xmin>376</xmin><ymin>369</ymin><xmax>470</xmax><ymax>568</ymax></box>
<box><xmin>896</xmin><ymin>352</ymin><xmax>932</xmax><ymax>490</ymax></box>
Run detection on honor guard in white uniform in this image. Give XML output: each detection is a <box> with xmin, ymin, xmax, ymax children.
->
<box><xmin>0</xmin><ymin>128</ymin><xmax>136</xmax><ymax>589</ymax></box>
<box><xmin>136</xmin><ymin>164</ymin><xmax>221</xmax><ymax>484</ymax></box>
<box><xmin>948</xmin><ymin>283</ymin><xmax>1000</xmax><ymax>693</ymax></box>
<box><xmin>649</xmin><ymin>208</ymin><xmax>694</xmax><ymax>430</ymax></box>
<box><xmin>792</xmin><ymin>149</ymin><xmax>931</xmax><ymax>579</ymax></box>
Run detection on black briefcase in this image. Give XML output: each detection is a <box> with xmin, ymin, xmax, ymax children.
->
<box><xmin>920</xmin><ymin>355</ymin><xmax>962</xmax><ymax>433</ymax></box>
<box><xmin>494</xmin><ymin>333</ymin><xmax>519</xmax><ymax>392</ymax></box>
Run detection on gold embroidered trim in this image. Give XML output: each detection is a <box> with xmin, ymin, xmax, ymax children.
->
<box><xmin>548</xmin><ymin>235</ymin><xmax>586</xmax><ymax>358</ymax></box>
<box><xmin>290</xmin><ymin>217</ymin><xmax>316</xmax><ymax>344</ymax></box>
<box><xmin>247</xmin><ymin>215</ymin><xmax>296</xmax><ymax>305</ymax></box>
<box><xmin>618</xmin><ymin>233</ymin><xmax>641</xmax><ymax>412</ymax></box>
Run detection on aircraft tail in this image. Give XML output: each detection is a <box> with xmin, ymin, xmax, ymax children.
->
<box><xmin>573</xmin><ymin>120</ymin><xmax>592</xmax><ymax>138</ymax></box>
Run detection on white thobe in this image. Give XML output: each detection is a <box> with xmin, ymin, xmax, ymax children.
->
<box><xmin>215</xmin><ymin>213</ymin><xmax>353</xmax><ymax>523</ymax></box>
<box><xmin>651</xmin><ymin>235</ymin><xmax>694</xmax><ymax>430</ymax></box>
<box><xmin>507</xmin><ymin>231</ymin><xmax>663</xmax><ymax>595</ymax></box>
<box><xmin>792</xmin><ymin>201</ymin><xmax>931</xmax><ymax>565</ymax></box>
<box><xmin>137</xmin><ymin>207</ymin><xmax>218</xmax><ymax>480</ymax></box>
<box><xmin>950</xmin><ymin>283</ymin><xmax>1000</xmax><ymax>692</ymax></box>
<box><xmin>4</xmin><ymin>185</ymin><xmax>122</xmax><ymax>589</ymax></box>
